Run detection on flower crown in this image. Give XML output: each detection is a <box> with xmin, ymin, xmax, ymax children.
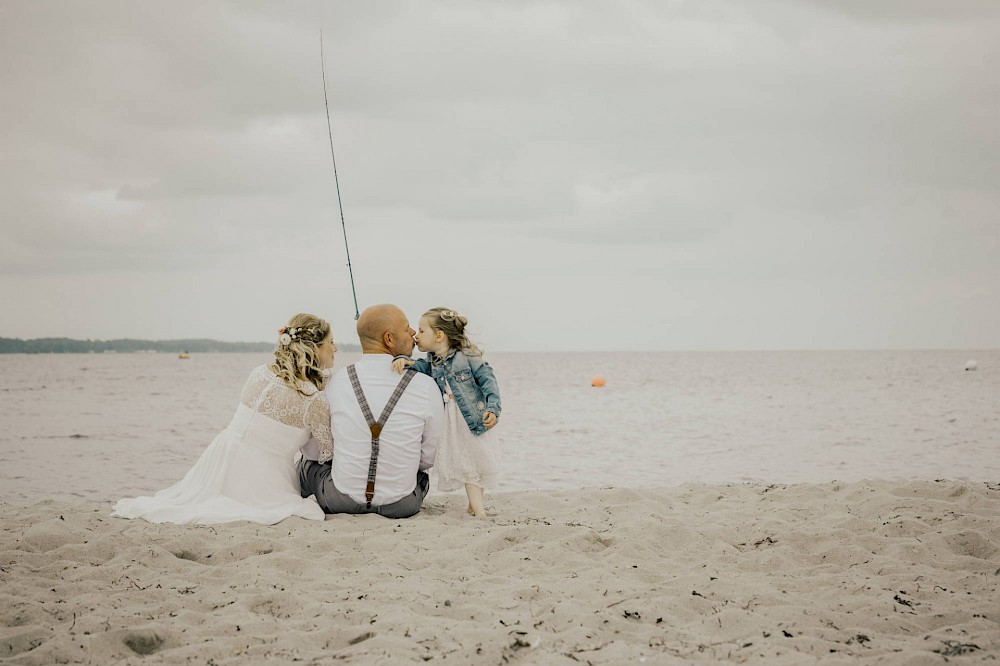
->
<box><xmin>278</xmin><ymin>325</ymin><xmax>317</xmax><ymax>347</ymax></box>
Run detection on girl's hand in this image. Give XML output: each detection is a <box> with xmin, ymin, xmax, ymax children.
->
<box><xmin>483</xmin><ymin>412</ymin><xmax>497</xmax><ymax>429</ymax></box>
<box><xmin>391</xmin><ymin>357</ymin><xmax>414</xmax><ymax>374</ymax></box>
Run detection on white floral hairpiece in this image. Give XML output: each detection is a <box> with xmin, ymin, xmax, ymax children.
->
<box><xmin>278</xmin><ymin>326</ymin><xmax>299</xmax><ymax>347</ymax></box>
<box><xmin>278</xmin><ymin>326</ymin><xmax>316</xmax><ymax>347</ymax></box>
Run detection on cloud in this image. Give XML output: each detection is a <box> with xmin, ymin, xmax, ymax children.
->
<box><xmin>798</xmin><ymin>0</ymin><xmax>1000</xmax><ymax>24</ymax></box>
<box><xmin>1</xmin><ymin>0</ymin><xmax>998</xmax><ymax>348</ymax></box>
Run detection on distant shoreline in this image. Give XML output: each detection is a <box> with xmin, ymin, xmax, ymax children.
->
<box><xmin>0</xmin><ymin>337</ymin><xmax>360</xmax><ymax>354</ymax></box>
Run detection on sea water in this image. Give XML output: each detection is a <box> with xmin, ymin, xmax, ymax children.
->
<box><xmin>0</xmin><ymin>350</ymin><xmax>997</xmax><ymax>504</ymax></box>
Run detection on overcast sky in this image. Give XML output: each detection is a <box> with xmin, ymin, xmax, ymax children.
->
<box><xmin>2</xmin><ymin>1</ymin><xmax>998</xmax><ymax>351</ymax></box>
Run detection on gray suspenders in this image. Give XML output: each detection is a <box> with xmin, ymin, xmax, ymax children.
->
<box><xmin>346</xmin><ymin>365</ymin><xmax>417</xmax><ymax>508</ymax></box>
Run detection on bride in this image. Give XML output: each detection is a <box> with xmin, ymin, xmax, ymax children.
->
<box><xmin>113</xmin><ymin>313</ymin><xmax>336</xmax><ymax>525</ymax></box>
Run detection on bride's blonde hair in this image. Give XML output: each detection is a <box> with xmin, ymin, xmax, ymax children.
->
<box><xmin>270</xmin><ymin>313</ymin><xmax>331</xmax><ymax>396</ymax></box>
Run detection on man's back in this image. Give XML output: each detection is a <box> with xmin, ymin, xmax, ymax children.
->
<box><xmin>327</xmin><ymin>354</ymin><xmax>443</xmax><ymax>505</ymax></box>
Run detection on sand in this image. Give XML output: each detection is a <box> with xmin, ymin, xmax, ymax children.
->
<box><xmin>1</xmin><ymin>480</ymin><xmax>998</xmax><ymax>664</ymax></box>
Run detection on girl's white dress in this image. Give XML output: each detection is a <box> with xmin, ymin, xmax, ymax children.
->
<box><xmin>433</xmin><ymin>381</ymin><xmax>501</xmax><ymax>491</ymax></box>
<box><xmin>113</xmin><ymin>365</ymin><xmax>331</xmax><ymax>525</ymax></box>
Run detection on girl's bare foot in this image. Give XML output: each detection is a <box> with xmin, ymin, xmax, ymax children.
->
<box><xmin>465</xmin><ymin>483</ymin><xmax>487</xmax><ymax>517</ymax></box>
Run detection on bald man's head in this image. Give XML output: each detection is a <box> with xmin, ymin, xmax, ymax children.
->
<box><xmin>356</xmin><ymin>304</ymin><xmax>415</xmax><ymax>356</ymax></box>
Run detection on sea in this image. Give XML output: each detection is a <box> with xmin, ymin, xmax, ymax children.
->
<box><xmin>0</xmin><ymin>350</ymin><xmax>997</xmax><ymax>505</ymax></box>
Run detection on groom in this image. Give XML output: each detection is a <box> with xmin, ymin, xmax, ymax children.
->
<box><xmin>298</xmin><ymin>304</ymin><xmax>443</xmax><ymax>518</ymax></box>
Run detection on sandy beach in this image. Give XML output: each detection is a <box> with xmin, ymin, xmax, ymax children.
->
<box><xmin>2</xmin><ymin>352</ymin><xmax>998</xmax><ymax>663</ymax></box>
<box><xmin>5</xmin><ymin>0</ymin><xmax>1000</xmax><ymax>662</ymax></box>
<box><xmin>2</xmin><ymin>479</ymin><xmax>997</xmax><ymax>664</ymax></box>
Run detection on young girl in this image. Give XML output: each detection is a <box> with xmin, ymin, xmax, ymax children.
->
<box><xmin>393</xmin><ymin>307</ymin><xmax>501</xmax><ymax>517</ymax></box>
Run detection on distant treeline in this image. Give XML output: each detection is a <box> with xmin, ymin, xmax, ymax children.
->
<box><xmin>0</xmin><ymin>337</ymin><xmax>361</xmax><ymax>354</ymax></box>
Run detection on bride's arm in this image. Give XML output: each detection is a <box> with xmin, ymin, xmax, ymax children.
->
<box><xmin>305</xmin><ymin>393</ymin><xmax>334</xmax><ymax>462</ymax></box>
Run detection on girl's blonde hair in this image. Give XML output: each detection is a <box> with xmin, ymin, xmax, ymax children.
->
<box><xmin>423</xmin><ymin>307</ymin><xmax>482</xmax><ymax>357</ymax></box>
<box><xmin>270</xmin><ymin>313</ymin><xmax>331</xmax><ymax>395</ymax></box>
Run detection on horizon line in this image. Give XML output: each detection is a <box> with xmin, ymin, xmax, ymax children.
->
<box><xmin>0</xmin><ymin>336</ymin><xmax>995</xmax><ymax>355</ymax></box>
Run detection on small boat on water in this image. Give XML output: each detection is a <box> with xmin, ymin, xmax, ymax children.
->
<box><xmin>178</xmin><ymin>352</ymin><xmax>190</xmax><ymax>359</ymax></box>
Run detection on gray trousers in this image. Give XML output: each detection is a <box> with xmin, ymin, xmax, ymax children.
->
<box><xmin>297</xmin><ymin>459</ymin><xmax>430</xmax><ymax>519</ymax></box>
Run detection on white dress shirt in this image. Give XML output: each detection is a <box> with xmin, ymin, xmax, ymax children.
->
<box><xmin>323</xmin><ymin>354</ymin><xmax>443</xmax><ymax>506</ymax></box>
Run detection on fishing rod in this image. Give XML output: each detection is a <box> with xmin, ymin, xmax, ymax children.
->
<box><xmin>320</xmin><ymin>30</ymin><xmax>360</xmax><ymax>320</ymax></box>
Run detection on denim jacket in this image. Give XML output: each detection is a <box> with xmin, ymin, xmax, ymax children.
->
<box><xmin>409</xmin><ymin>349</ymin><xmax>501</xmax><ymax>436</ymax></box>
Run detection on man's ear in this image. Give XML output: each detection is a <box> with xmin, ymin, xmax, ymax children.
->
<box><xmin>383</xmin><ymin>331</ymin><xmax>394</xmax><ymax>351</ymax></box>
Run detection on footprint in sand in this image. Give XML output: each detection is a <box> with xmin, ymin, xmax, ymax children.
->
<box><xmin>122</xmin><ymin>631</ymin><xmax>165</xmax><ymax>656</ymax></box>
<box><xmin>944</xmin><ymin>531</ymin><xmax>997</xmax><ymax>560</ymax></box>
<box><xmin>1</xmin><ymin>629</ymin><xmax>48</xmax><ymax>658</ymax></box>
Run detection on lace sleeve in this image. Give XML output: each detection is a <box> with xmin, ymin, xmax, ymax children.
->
<box><xmin>305</xmin><ymin>392</ymin><xmax>334</xmax><ymax>463</ymax></box>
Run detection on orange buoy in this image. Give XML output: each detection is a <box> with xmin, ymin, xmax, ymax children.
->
<box><xmin>591</xmin><ymin>374</ymin><xmax>606</xmax><ymax>387</ymax></box>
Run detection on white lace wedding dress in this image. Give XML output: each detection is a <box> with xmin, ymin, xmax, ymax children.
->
<box><xmin>113</xmin><ymin>365</ymin><xmax>333</xmax><ymax>525</ymax></box>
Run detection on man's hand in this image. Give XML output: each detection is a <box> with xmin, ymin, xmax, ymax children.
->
<box><xmin>483</xmin><ymin>411</ymin><xmax>497</xmax><ymax>429</ymax></box>
<box><xmin>391</xmin><ymin>357</ymin><xmax>414</xmax><ymax>374</ymax></box>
